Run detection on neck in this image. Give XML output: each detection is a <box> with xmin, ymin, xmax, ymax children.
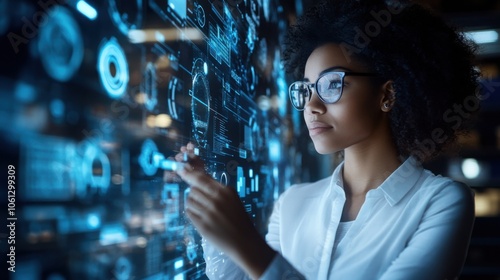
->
<box><xmin>342</xmin><ymin>129</ymin><xmax>402</xmax><ymax>197</ymax></box>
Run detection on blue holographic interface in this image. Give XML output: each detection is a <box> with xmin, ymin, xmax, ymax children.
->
<box><xmin>0</xmin><ymin>0</ymin><xmax>302</xmax><ymax>279</ymax></box>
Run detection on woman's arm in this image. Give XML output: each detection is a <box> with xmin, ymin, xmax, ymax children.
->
<box><xmin>175</xmin><ymin>143</ymin><xmax>276</xmax><ymax>279</ymax></box>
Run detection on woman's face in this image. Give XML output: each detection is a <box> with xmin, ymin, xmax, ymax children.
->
<box><xmin>303</xmin><ymin>43</ymin><xmax>386</xmax><ymax>154</ymax></box>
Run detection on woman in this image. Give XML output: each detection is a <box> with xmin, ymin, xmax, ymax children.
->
<box><xmin>174</xmin><ymin>0</ymin><xmax>479</xmax><ymax>279</ymax></box>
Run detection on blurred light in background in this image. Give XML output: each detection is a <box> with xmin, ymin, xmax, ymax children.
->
<box><xmin>448</xmin><ymin>157</ymin><xmax>491</xmax><ymax>185</ymax></box>
<box><xmin>128</xmin><ymin>28</ymin><xmax>204</xmax><ymax>44</ymax></box>
<box><xmin>464</xmin><ymin>30</ymin><xmax>499</xmax><ymax>44</ymax></box>
<box><xmin>76</xmin><ymin>0</ymin><xmax>98</xmax><ymax>20</ymax></box>
<box><xmin>474</xmin><ymin>189</ymin><xmax>500</xmax><ymax>217</ymax></box>
<box><xmin>462</xmin><ymin>158</ymin><xmax>481</xmax><ymax>179</ymax></box>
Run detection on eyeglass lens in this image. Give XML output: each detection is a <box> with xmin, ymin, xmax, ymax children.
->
<box><xmin>289</xmin><ymin>72</ymin><xmax>344</xmax><ymax>110</ymax></box>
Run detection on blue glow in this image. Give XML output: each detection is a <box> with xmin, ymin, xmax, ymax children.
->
<box><xmin>97</xmin><ymin>37</ymin><xmax>129</xmax><ymax>98</ymax></box>
<box><xmin>76</xmin><ymin>0</ymin><xmax>98</xmax><ymax>20</ymax></box>
<box><xmin>203</xmin><ymin>62</ymin><xmax>208</xmax><ymax>74</ymax></box>
<box><xmin>38</xmin><ymin>6</ymin><xmax>84</xmax><ymax>82</ymax></box>
<box><xmin>82</xmin><ymin>143</ymin><xmax>111</xmax><ymax>193</ymax></box>
<box><xmin>239</xmin><ymin>148</ymin><xmax>247</xmax><ymax>159</ymax></box>
<box><xmin>269</xmin><ymin>139</ymin><xmax>281</xmax><ymax>162</ymax></box>
<box><xmin>139</xmin><ymin>139</ymin><xmax>159</xmax><ymax>176</ymax></box>
<box><xmin>144</xmin><ymin>63</ymin><xmax>158</xmax><ymax>111</ymax></box>
<box><xmin>50</xmin><ymin>99</ymin><xmax>65</xmax><ymax>119</ymax></box>
<box><xmin>160</xmin><ymin>159</ymin><xmax>185</xmax><ymax>171</ymax></box>
<box><xmin>15</xmin><ymin>81</ymin><xmax>36</xmax><ymax>102</ymax></box>
<box><xmin>174</xmin><ymin>259</ymin><xmax>183</xmax><ymax>269</ymax></box>
<box><xmin>109</xmin><ymin>0</ymin><xmax>143</xmax><ymax>35</ymax></box>
<box><xmin>168</xmin><ymin>0</ymin><xmax>187</xmax><ymax>19</ymax></box>
<box><xmin>237</xmin><ymin>166</ymin><xmax>245</xmax><ymax>198</ymax></box>
<box><xmin>465</xmin><ymin>30</ymin><xmax>499</xmax><ymax>44</ymax></box>
<box><xmin>99</xmin><ymin>224</ymin><xmax>128</xmax><ymax>245</ymax></box>
<box><xmin>87</xmin><ymin>214</ymin><xmax>100</xmax><ymax>228</ymax></box>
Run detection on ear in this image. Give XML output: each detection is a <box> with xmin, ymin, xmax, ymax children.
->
<box><xmin>380</xmin><ymin>80</ymin><xmax>396</xmax><ymax>112</ymax></box>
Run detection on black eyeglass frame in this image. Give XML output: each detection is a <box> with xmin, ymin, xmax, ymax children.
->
<box><xmin>288</xmin><ymin>71</ymin><xmax>378</xmax><ymax>111</ymax></box>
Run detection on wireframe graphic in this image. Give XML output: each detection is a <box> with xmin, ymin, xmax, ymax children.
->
<box><xmin>167</xmin><ymin>76</ymin><xmax>185</xmax><ymax>121</ymax></box>
<box><xmin>21</xmin><ymin>135</ymin><xmax>79</xmax><ymax>201</ymax></box>
<box><xmin>0</xmin><ymin>1</ymin><xmax>295</xmax><ymax>279</ymax></box>
<box><xmin>195</xmin><ymin>3</ymin><xmax>206</xmax><ymax>28</ymax></box>
<box><xmin>81</xmin><ymin>141</ymin><xmax>111</xmax><ymax>196</ymax></box>
<box><xmin>143</xmin><ymin>62</ymin><xmax>158</xmax><ymax>111</ymax></box>
<box><xmin>108</xmin><ymin>0</ymin><xmax>143</xmax><ymax>35</ymax></box>
<box><xmin>191</xmin><ymin>58</ymin><xmax>210</xmax><ymax>148</ymax></box>
<box><xmin>150</xmin><ymin>0</ymin><xmax>187</xmax><ymax>23</ymax></box>
<box><xmin>162</xmin><ymin>183</ymin><xmax>182</xmax><ymax>232</ymax></box>
<box><xmin>208</xmin><ymin>22</ymin><xmax>230</xmax><ymax>66</ymax></box>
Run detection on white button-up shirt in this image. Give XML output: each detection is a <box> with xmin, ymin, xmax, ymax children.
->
<box><xmin>203</xmin><ymin>157</ymin><xmax>475</xmax><ymax>280</ymax></box>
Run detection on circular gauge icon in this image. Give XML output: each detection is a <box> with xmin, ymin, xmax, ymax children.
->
<box><xmin>138</xmin><ymin>139</ymin><xmax>158</xmax><ymax>176</ymax></box>
<box><xmin>249</xmin><ymin>116</ymin><xmax>263</xmax><ymax>160</ymax></box>
<box><xmin>113</xmin><ymin>256</ymin><xmax>132</xmax><ymax>280</ymax></box>
<box><xmin>196</xmin><ymin>4</ymin><xmax>205</xmax><ymax>28</ymax></box>
<box><xmin>230</xmin><ymin>21</ymin><xmax>238</xmax><ymax>47</ymax></box>
<box><xmin>97</xmin><ymin>37</ymin><xmax>129</xmax><ymax>98</ymax></box>
<box><xmin>167</xmin><ymin>76</ymin><xmax>189</xmax><ymax>122</ymax></box>
<box><xmin>81</xmin><ymin>142</ymin><xmax>111</xmax><ymax>196</ymax></box>
<box><xmin>108</xmin><ymin>0</ymin><xmax>143</xmax><ymax>35</ymax></box>
<box><xmin>143</xmin><ymin>62</ymin><xmax>158</xmax><ymax>111</ymax></box>
<box><xmin>191</xmin><ymin>59</ymin><xmax>210</xmax><ymax>148</ymax></box>
<box><xmin>38</xmin><ymin>6</ymin><xmax>84</xmax><ymax>82</ymax></box>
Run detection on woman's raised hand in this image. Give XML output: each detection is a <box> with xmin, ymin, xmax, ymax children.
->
<box><xmin>174</xmin><ymin>143</ymin><xmax>276</xmax><ymax>279</ymax></box>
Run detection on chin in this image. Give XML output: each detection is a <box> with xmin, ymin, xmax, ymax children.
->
<box><xmin>312</xmin><ymin>142</ymin><xmax>341</xmax><ymax>155</ymax></box>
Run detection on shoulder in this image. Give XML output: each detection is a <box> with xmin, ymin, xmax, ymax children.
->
<box><xmin>417</xmin><ymin>169</ymin><xmax>475</xmax><ymax>211</ymax></box>
<box><xmin>420</xmin><ymin>169</ymin><xmax>473</xmax><ymax>197</ymax></box>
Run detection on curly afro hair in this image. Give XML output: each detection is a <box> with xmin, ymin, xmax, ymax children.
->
<box><xmin>283</xmin><ymin>0</ymin><xmax>480</xmax><ymax>162</ymax></box>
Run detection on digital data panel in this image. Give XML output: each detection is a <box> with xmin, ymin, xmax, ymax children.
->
<box><xmin>0</xmin><ymin>0</ymin><xmax>303</xmax><ymax>279</ymax></box>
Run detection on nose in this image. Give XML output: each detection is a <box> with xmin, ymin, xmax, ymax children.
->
<box><xmin>304</xmin><ymin>89</ymin><xmax>326</xmax><ymax>115</ymax></box>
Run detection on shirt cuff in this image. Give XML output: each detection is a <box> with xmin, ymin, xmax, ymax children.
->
<box><xmin>259</xmin><ymin>253</ymin><xmax>306</xmax><ymax>280</ymax></box>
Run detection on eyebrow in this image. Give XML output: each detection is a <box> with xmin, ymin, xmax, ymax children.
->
<box><xmin>303</xmin><ymin>66</ymin><xmax>353</xmax><ymax>82</ymax></box>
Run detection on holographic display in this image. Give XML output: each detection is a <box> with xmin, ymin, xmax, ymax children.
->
<box><xmin>0</xmin><ymin>0</ymin><xmax>301</xmax><ymax>279</ymax></box>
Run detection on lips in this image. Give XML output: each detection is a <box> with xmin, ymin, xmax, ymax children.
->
<box><xmin>308</xmin><ymin>121</ymin><xmax>332</xmax><ymax>136</ymax></box>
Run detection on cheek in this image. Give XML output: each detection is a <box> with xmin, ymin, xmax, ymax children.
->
<box><xmin>333</xmin><ymin>97</ymin><xmax>381</xmax><ymax>132</ymax></box>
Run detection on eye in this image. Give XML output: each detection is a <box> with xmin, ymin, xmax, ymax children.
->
<box><xmin>327</xmin><ymin>79</ymin><xmax>342</xmax><ymax>89</ymax></box>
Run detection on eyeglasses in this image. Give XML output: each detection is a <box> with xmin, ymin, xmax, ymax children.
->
<box><xmin>288</xmin><ymin>71</ymin><xmax>378</xmax><ymax>111</ymax></box>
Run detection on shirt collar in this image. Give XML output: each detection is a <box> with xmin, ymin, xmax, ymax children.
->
<box><xmin>329</xmin><ymin>156</ymin><xmax>424</xmax><ymax>206</ymax></box>
<box><xmin>378</xmin><ymin>156</ymin><xmax>424</xmax><ymax>206</ymax></box>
